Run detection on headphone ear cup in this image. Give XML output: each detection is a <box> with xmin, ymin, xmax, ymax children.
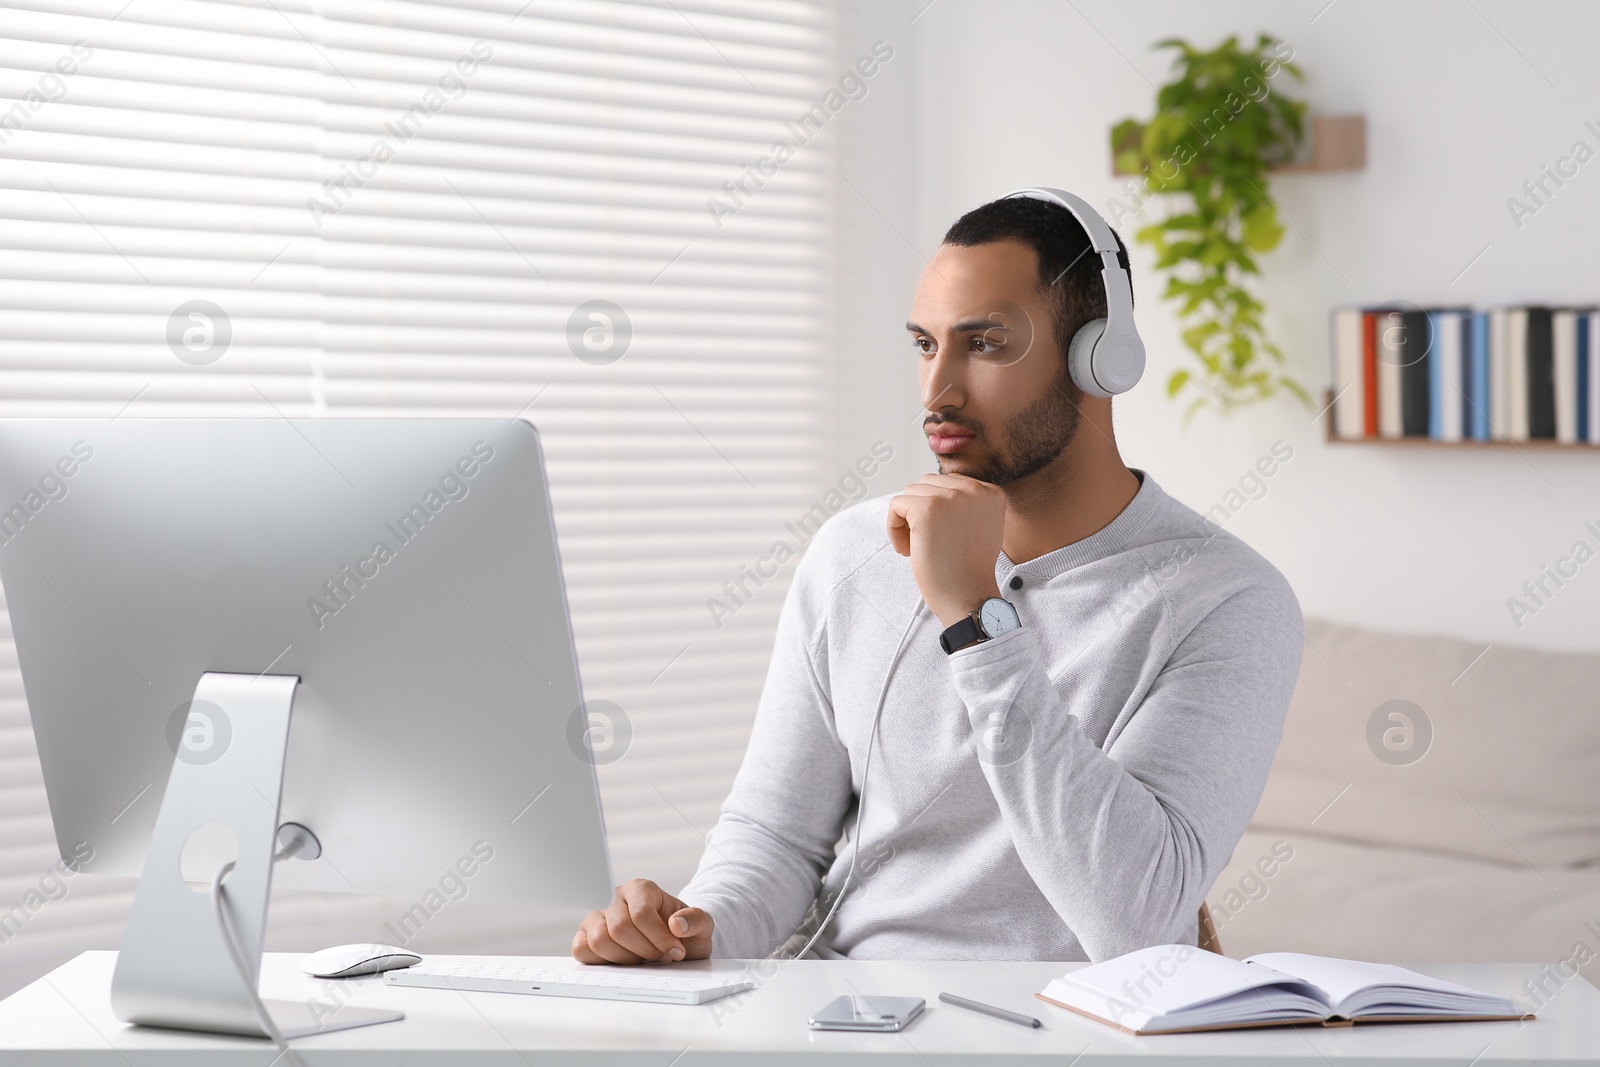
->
<box><xmin>1067</xmin><ymin>318</ymin><xmax>1110</xmax><ymax>398</ymax></box>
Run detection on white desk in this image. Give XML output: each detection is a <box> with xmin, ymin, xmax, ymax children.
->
<box><xmin>1</xmin><ymin>952</ymin><xmax>1596</xmax><ymax>1064</ymax></box>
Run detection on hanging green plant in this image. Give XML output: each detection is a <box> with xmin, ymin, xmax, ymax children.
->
<box><xmin>1111</xmin><ymin>34</ymin><xmax>1312</xmax><ymax>419</ymax></box>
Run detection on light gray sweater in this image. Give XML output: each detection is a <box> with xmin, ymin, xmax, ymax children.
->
<box><xmin>680</xmin><ymin>470</ymin><xmax>1302</xmax><ymax>962</ymax></box>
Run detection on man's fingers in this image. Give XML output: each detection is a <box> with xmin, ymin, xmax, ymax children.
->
<box><xmin>919</xmin><ymin>473</ymin><xmax>989</xmax><ymax>491</ymax></box>
<box><xmin>572</xmin><ymin>879</ymin><xmax>705</xmax><ymax>965</ymax></box>
<box><xmin>575</xmin><ymin>913</ymin><xmax>638</xmax><ymax>964</ymax></box>
<box><xmin>896</xmin><ymin>480</ymin><xmax>961</xmax><ymax>497</ymax></box>
<box><xmin>602</xmin><ymin>902</ymin><xmax>667</xmax><ymax>962</ymax></box>
<box><xmin>668</xmin><ymin>906</ymin><xmax>711</xmax><ymax>940</ymax></box>
<box><xmin>624</xmin><ymin>891</ymin><xmax>686</xmax><ymax>960</ymax></box>
<box><xmin>668</xmin><ymin>907</ymin><xmax>713</xmax><ymax>958</ymax></box>
<box><xmin>583</xmin><ymin>914</ymin><xmax>646</xmax><ymax>964</ymax></box>
<box><xmin>888</xmin><ymin>494</ymin><xmax>935</xmax><ymax>523</ymax></box>
<box><xmin>571</xmin><ymin>924</ymin><xmax>605</xmax><ymax>965</ymax></box>
<box><xmin>886</xmin><ymin>496</ymin><xmax>914</xmax><ymax>556</ymax></box>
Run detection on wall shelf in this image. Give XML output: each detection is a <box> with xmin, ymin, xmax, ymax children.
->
<box><xmin>1112</xmin><ymin>113</ymin><xmax>1366</xmax><ymax>177</ymax></box>
<box><xmin>1322</xmin><ymin>390</ymin><xmax>1599</xmax><ymax>449</ymax></box>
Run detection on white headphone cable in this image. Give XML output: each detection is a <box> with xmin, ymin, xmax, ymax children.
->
<box><xmin>210</xmin><ymin>834</ymin><xmax>317</xmax><ymax>1064</ymax></box>
<box><xmin>789</xmin><ymin>597</ymin><xmax>927</xmax><ymax>960</ymax></box>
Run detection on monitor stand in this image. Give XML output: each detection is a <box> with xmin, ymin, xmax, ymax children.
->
<box><xmin>109</xmin><ymin>672</ymin><xmax>403</xmax><ymax>1038</ymax></box>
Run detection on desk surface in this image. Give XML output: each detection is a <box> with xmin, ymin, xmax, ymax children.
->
<box><xmin>0</xmin><ymin>952</ymin><xmax>1595</xmax><ymax>1065</ymax></box>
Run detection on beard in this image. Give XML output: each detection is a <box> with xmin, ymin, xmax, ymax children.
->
<box><xmin>932</xmin><ymin>365</ymin><xmax>1083</xmax><ymax>486</ymax></box>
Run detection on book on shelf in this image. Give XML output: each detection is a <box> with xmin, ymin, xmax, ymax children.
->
<box><xmin>1428</xmin><ymin>309</ymin><xmax>1463</xmax><ymax>442</ymax></box>
<box><xmin>1578</xmin><ymin>312</ymin><xmax>1591</xmax><ymax>443</ymax></box>
<box><xmin>1397</xmin><ymin>309</ymin><xmax>1431</xmax><ymax>437</ymax></box>
<box><xmin>1329</xmin><ymin>304</ymin><xmax>1599</xmax><ymax>444</ymax></box>
<box><xmin>1035</xmin><ymin>944</ymin><xmax>1532</xmax><ymax>1036</ymax></box>
<box><xmin>1527</xmin><ymin>307</ymin><xmax>1556</xmax><ymax>440</ymax></box>
<box><xmin>1376</xmin><ymin>311</ymin><xmax>1404</xmax><ymax>438</ymax></box>
<box><xmin>1361</xmin><ymin>310</ymin><xmax>1379</xmax><ymax>436</ymax></box>
<box><xmin>1507</xmin><ymin>307</ymin><xmax>1530</xmax><ymax>440</ymax></box>
<box><xmin>1554</xmin><ymin>309</ymin><xmax>1579</xmax><ymax>444</ymax></box>
<box><xmin>1583</xmin><ymin>311</ymin><xmax>1600</xmax><ymax>443</ymax></box>
<box><xmin>1469</xmin><ymin>311</ymin><xmax>1490</xmax><ymax>440</ymax></box>
<box><xmin>1490</xmin><ymin>308</ymin><xmax>1509</xmax><ymax>439</ymax></box>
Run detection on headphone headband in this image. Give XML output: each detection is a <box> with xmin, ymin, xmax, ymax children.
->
<box><xmin>999</xmin><ymin>187</ymin><xmax>1145</xmax><ymax>397</ymax></box>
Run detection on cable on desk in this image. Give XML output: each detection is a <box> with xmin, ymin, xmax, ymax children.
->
<box><xmin>212</xmin><ymin>857</ymin><xmax>301</xmax><ymax>1067</ymax></box>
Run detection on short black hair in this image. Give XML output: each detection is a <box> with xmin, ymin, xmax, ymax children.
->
<box><xmin>941</xmin><ymin>195</ymin><xmax>1133</xmax><ymax>368</ymax></box>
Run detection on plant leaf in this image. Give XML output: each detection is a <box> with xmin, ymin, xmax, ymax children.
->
<box><xmin>1241</xmin><ymin>203</ymin><xmax>1285</xmax><ymax>252</ymax></box>
<box><xmin>1118</xmin><ymin>32</ymin><xmax>1310</xmax><ymax>423</ymax></box>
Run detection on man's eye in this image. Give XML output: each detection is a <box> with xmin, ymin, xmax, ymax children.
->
<box><xmin>972</xmin><ymin>334</ymin><xmax>1003</xmax><ymax>354</ymax></box>
<box><xmin>912</xmin><ymin>337</ymin><xmax>933</xmax><ymax>353</ymax></box>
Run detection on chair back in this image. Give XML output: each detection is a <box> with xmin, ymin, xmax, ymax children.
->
<box><xmin>1197</xmin><ymin>903</ymin><xmax>1222</xmax><ymax>955</ymax></box>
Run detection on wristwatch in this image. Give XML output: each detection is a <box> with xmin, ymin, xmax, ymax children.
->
<box><xmin>938</xmin><ymin>597</ymin><xmax>1022</xmax><ymax>654</ymax></box>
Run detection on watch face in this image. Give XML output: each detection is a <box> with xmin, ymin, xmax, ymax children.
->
<box><xmin>979</xmin><ymin>597</ymin><xmax>1020</xmax><ymax>636</ymax></box>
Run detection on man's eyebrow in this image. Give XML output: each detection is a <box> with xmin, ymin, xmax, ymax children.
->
<box><xmin>904</xmin><ymin>318</ymin><xmax>1011</xmax><ymax>334</ymax></box>
<box><xmin>954</xmin><ymin>318</ymin><xmax>1010</xmax><ymax>334</ymax></box>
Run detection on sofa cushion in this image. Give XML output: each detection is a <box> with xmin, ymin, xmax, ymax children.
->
<box><xmin>1248</xmin><ymin>617</ymin><xmax>1600</xmax><ymax>868</ymax></box>
<box><xmin>1209</xmin><ymin>829</ymin><xmax>1600</xmax><ymax>988</ymax></box>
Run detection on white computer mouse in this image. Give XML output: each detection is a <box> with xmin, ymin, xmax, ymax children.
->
<box><xmin>300</xmin><ymin>943</ymin><xmax>422</xmax><ymax>979</ymax></box>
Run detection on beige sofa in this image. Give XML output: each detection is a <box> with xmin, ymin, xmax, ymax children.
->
<box><xmin>1206</xmin><ymin>617</ymin><xmax>1600</xmax><ymax>998</ymax></box>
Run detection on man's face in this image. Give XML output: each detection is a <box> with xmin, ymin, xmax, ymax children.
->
<box><xmin>905</xmin><ymin>239</ymin><xmax>1082</xmax><ymax>485</ymax></box>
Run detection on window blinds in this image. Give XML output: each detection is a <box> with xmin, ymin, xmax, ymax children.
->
<box><xmin>0</xmin><ymin>0</ymin><xmax>833</xmax><ymax>995</ymax></box>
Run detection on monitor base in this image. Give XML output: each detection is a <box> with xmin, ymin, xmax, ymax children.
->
<box><xmin>263</xmin><ymin>999</ymin><xmax>403</xmax><ymax>1038</ymax></box>
<box><xmin>128</xmin><ymin>1000</ymin><xmax>404</xmax><ymax>1040</ymax></box>
<box><xmin>111</xmin><ymin>672</ymin><xmax>315</xmax><ymax>1040</ymax></box>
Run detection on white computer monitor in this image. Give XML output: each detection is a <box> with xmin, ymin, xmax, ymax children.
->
<box><xmin>0</xmin><ymin>417</ymin><xmax>613</xmax><ymax>1038</ymax></box>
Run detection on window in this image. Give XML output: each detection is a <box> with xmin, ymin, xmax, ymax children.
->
<box><xmin>0</xmin><ymin>0</ymin><xmax>833</xmax><ymax>994</ymax></box>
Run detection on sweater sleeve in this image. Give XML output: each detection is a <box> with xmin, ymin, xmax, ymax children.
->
<box><xmin>676</xmin><ymin>546</ymin><xmax>859</xmax><ymax>960</ymax></box>
<box><xmin>947</xmin><ymin>577</ymin><xmax>1303</xmax><ymax>962</ymax></box>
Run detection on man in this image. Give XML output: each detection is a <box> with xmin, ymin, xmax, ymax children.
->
<box><xmin>571</xmin><ymin>193</ymin><xmax>1302</xmax><ymax>966</ymax></box>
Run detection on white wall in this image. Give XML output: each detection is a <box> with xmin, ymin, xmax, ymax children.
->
<box><xmin>835</xmin><ymin>0</ymin><xmax>1600</xmax><ymax>652</ymax></box>
<box><xmin>831</xmin><ymin>1</ymin><xmax>930</xmax><ymax>499</ymax></box>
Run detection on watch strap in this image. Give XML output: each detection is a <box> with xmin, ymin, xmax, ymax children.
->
<box><xmin>938</xmin><ymin>613</ymin><xmax>986</xmax><ymax>655</ymax></box>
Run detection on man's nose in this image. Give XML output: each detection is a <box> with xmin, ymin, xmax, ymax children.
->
<box><xmin>921</xmin><ymin>350</ymin><xmax>963</xmax><ymax>413</ymax></box>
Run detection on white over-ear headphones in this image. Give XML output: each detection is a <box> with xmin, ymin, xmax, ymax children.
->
<box><xmin>1000</xmin><ymin>187</ymin><xmax>1145</xmax><ymax>398</ymax></box>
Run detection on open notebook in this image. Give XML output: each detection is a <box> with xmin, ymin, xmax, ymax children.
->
<box><xmin>1036</xmin><ymin>945</ymin><xmax>1532</xmax><ymax>1035</ymax></box>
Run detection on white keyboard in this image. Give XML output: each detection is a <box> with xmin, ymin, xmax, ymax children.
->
<box><xmin>385</xmin><ymin>961</ymin><xmax>754</xmax><ymax>1005</ymax></box>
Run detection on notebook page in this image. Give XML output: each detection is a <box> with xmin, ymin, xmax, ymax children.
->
<box><xmin>1243</xmin><ymin>953</ymin><xmax>1518</xmax><ymax>1016</ymax></box>
<box><xmin>1049</xmin><ymin>945</ymin><xmax>1329</xmax><ymax>1027</ymax></box>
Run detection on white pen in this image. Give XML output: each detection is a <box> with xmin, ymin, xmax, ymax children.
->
<box><xmin>938</xmin><ymin>991</ymin><xmax>1044</xmax><ymax>1029</ymax></box>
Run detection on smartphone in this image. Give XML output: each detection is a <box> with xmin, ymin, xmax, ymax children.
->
<box><xmin>808</xmin><ymin>995</ymin><xmax>926</xmax><ymax>1032</ymax></box>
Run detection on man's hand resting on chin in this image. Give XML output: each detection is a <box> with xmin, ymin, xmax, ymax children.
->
<box><xmin>887</xmin><ymin>473</ymin><xmax>1006</xmax><ymax>628</ymax></box>
<box><xmin>571</xmin><ymin>878</ymin><xmax>714</xmax><ymax>965</ymax></box>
